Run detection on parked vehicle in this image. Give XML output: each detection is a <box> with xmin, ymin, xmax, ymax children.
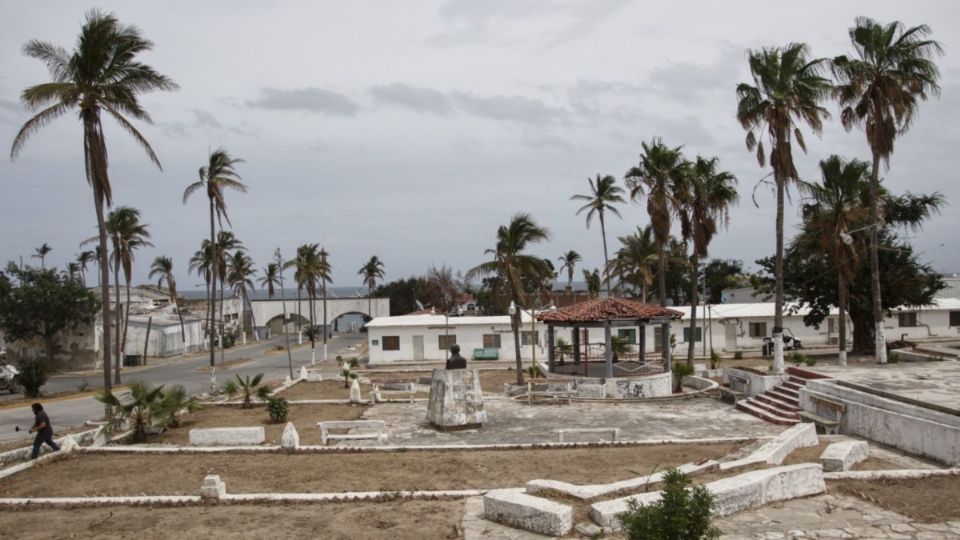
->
<box><xmin>0</xmin><ymin>360</ymin><xmax>20</xmax><ymax>394</ymax></box>
<box><xmin>762</xmin><ymin>328</ymin><xmax>802</xmax><ymax>356</ymax></box>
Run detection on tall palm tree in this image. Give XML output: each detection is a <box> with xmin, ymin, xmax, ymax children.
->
<box><xmin>149</xmin><ymin>255</ymin><xmax>185</xmax><ymax>340</ymax></box>
<box><xmin>77</xmin><ymin>250</ymin><xmax>95</xmax><ymax>287</ymax></box>
<box><xmin>358</xmin><ymin>256</ymin><xmax>386</xmax><ymax>323</ymax></box>
<box><xmin>467</xmin><ymin>214</ymin><xmax>551</xmax><ymax>385</ymax></box>
<box><xmin>833</xmin><ymin>18</ymin><xmax>943</xmax><ymax>364</ymax></box>
<box><xmin>319</xmin><ymin>247</ymin><xmax>333</xmax><ymax>360</ymax></box>
<box><xmin>259</xmin><ymin>263</ymin><xmax>280</xmax><ymax>298</ymax></box>
<box><xmin>609</xmin><ymin>226</ymin><xmax>657</xmax><ymax>302</ymax></box>
<box><xmin>183</xmin><ymin>148</ymin><xmax>246</xmax><ymax>387</ymax></box>
<box><xmin>736</xmin><ymin>43</ymin><xmax>831</xmax><ymax>375</ymax></box>
<box><xmin>680</xmin><ymin>157</ymin><xmax>738</xmax><ymax>365</ymax></box>
<box><xmin>571</xmin><ymin>175</ymin><xmax>625</xmax><ymax>296</ymax></box>
<box><xmin>67</xmin><ymin>262</ymin><xmax>81</xmax><ymax>281</ymax></box>
<box><xmin>11</xmin><ymin>10</ymin><xmax>176</xmax><ymax>394</ymax></box>
<box><xmin>290</xmin><ymin>244</ymin><xmax>323</xmax><ymax>363</ymax></box>
<box><xmin>226</xmin><ymin>249</ymin><xmax>257</xmax><ymax>345</ymax></box>
<box><xmin>32</xmin><ymin>243</ymin><xmax>52</xmax><ymax>269</ymax></box>
<box><xmin>582</xmin><ymin>268</ymin><xmax>602</xmax><ymax>299</ymax></box>
<box><xmin>556</xmin><ymin>250</ymin><xmax>582</xmax><ymax>292</ymax></box>
<box><xmin>215</xmin><ymin>231</ymin><xmax>242</xmax><ymax>358</ymax></box>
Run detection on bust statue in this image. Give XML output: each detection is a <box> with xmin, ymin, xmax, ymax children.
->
<box><xmin>445</xmin><ymin>344</ymin><xmax>467</xmax><ymax>370</ymax></box>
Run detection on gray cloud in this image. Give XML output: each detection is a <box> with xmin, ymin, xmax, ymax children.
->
<box><xmin>159</xmin><ymin>109</ymin><xmax>253</xmax><ymax>138</ymax></box>
<box><xmin>452</xmin><ymin>92</ymin><xmax>567</xmax><ymax>125</ymax></box>
<box><xmin>0</xmin><ymin>98</ymin><xmax>19</xmax><ymax>113</ymax></box>
<box><xmin>369</xmin><ymin>83</ymin><xmax>453</xmax><ymax>115</ymax></box>
<box><xmin>246</xmin><ymin>87</ymin><xmax>359</xmax><ymax>116</ymax></box>
<box><xmin>190</xmin><ymin>108</ymin><xmax>224</xmax><ymax>129</ymax></box>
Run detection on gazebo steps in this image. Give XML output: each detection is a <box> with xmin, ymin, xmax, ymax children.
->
<box><xmin>736</xmin><ymin>399</ymin><xmax>800</xmax><ymax>426</ymax></box>
<box><xmin>734</xmin><ymin>370</ymin><xmax>818</xmax><ymax>426</ymax></box>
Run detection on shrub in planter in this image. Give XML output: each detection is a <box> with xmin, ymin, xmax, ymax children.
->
<box><xmin>671</xmin><ymin>362</ymin><xmax>695</xmax><ymax>393</ymax></box>
<box><xmin>266</xmin><ymin>396</ymin><xmax>289</xmax><ymax>423</ymax></box>
<box><xmin>15</xmin><ymin>359</ymin><xmax>46</xmax><ymax>398</ymax></box>
<box><xmin>617</xmin><ymin>468</ymin><xmax>720</xmax><ymax>540</ymax></box>
<box><xmin>733</xmin><ymin>350</ymin><xmax>743</xmax><ymax>360</ymax></box>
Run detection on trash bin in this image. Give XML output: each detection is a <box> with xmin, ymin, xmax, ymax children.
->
<box><xmin>123</xmin><ymin>354</ymin><xmax>142</xmax><ymax>367</ymax></box>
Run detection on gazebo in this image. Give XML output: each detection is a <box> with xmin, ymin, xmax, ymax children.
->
<box><xmin>537</xmin><ymin>297</ymin><xmax>683</xmax><ymax>378</ymax></box>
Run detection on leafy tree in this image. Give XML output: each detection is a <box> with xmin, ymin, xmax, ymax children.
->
<box><xmin>617</xmin><ymin>468</ymin><xmax>719</xmax><ymax>540</ymax></box>
<box><xmin>702</xmin><ymin>260</ymin><xmax>747</xmax><ymax>304</ymax></box>
<box><xmin>11</xmin><ymin>10</ymin><xmax>177</xmax><ymax>394</ymax></box>
<box><xmin>375</xmin><ymin>276</ymin><xmax>422</xmax><ymax>316</ymax></box>
<box><xmin>0</xmin><ymin>264</ymin><xmax>100</xmax><ymax>368</ymax></box>
<box><xmin>556</xmin><ymin>250</ymin><xmax>582</xmax><ymax>292</ymax></box>
<box><xmin>736</xmin><ymin>42</ymin><xmax>831</xmax><ymax>374</ymax></box>
<box><xmin>833</xmin><ymin>17</ymin><xmax>943</xmax><ymax>363</ymax></box>
<box><xmin>15</xmin><ymin>360</ymin><xmax>46</xmax><ymax>398</ymax></box>
<box><xmin>572</xmin><ymin>174</ymin><xmax>625</xmax><ymax>295</ymax></box>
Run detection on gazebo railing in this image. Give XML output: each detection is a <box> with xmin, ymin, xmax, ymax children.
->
<box><xmin>552</xmin><ymin>343</ymin><xmax>666</xmax><ymax>377</ymax></box>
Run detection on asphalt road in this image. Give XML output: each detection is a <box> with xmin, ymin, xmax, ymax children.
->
<box><xmin>0</xmin><ymin>332</ymin><xmax>366</xmax><ymax>443</ymax></box>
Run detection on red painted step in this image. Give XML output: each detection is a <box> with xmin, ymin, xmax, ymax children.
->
<box><xmin>744</xmin><ymin>397</ymin><xmax>800</xmax><ymax>420</ymax></box>
<box><xmin>753</xmin><ymin>393</ymin><xmax>800</xmax><ymax>413</ymax></box>
<box><xmin>735</xmin><ymin>399</ymin><xmax>799</xmax><ymax>426</ymax></box>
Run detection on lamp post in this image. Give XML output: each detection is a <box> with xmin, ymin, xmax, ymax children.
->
<box><xmin>275</xmin><ymin>248</ymin><xmax>294</xmax><ymax>380</ymax></box>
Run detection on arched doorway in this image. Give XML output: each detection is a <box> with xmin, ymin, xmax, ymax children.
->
<box><xmin>331</xmin><ymin>311</ymin><xmax>369</xmax><ymax>334</ymax></box>
<box><xmin>265</xmin><ymin>313</ymin><xmax>310</xmax><ymax>336</ymax></box>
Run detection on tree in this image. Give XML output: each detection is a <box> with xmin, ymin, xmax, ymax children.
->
<box><xmin>183</xmin><ymin>148</ymin><xmax>246</xmax><ymax>388</ymax></box>
<box><xmin>583</xmin><ymin>268</ymin><xmax>602</xmax><ymax>299</ymax></box>
<box><xmin>702</xmin><ymin>260</ymin><xmax>747</xmax><ymax>304</ymax></box>
<box><xmin>374</xmin><ymin>276</ymin><xmax>422</xmax><ymax>316</ymax></box>
<box><xmin>96</xmin><ymin>381</ymin><xmax>165</xmax><ymax>443</ymax></box>
<box><xmin>617</xmin><ymin>468</ymin><xmax>720</xmax><ymax>540</ymax></box>
<box><xmin>318</xmin><ymin>247</ymin><xmax>333</xmax><ymax>360</ymax></box>
<box><xmin>215</xmin><ymin>231</ymin><xmax>242</xmax><ymax>355</ymax></box>
<box><xmin>149</xmin><ymin>255</ymin><xmax>186</xmax><ymax>340</ymax></box>
<box><xmin>833</xmin><ymin>17</ymin><xmax>943</xmax><ymax>363</ymax></box>
<box><xmin>467</xmin><ymin>214</ymin><xmax>551</xmax><ymax>385</ymax></box>
<box><xmin>358</xmin><ymin>255</ymin><xmax>386</xmax><ymax>322</ymax></box>
<box><xmin>226</xmin><ymin>250</ymin><xmax>257</xmax><ymax>345</ymax></box>
<box><xmin>680</xmin><ymin>157</ymin><xmax>738</xmax><ymax>365</ymax></box>
<box><xmin>32</xmin><ymin>243</ymin><xmax>52</xmax><ymax>269</ymax></box>
<box><xmin>76</xmin><ymin>250</ymin><xmax>95</xmax><ymax>287</ymax></box>
<box><xmin>0</xmin><ymin>264</ymin><xmax>100</xmax><ymax>369</ymax></box>
<box><xmin>11</xmin><ymin>10</ymin><xmax>177</xmax><ymax>394</ymax></box>
<box><xmin>556</xmin><ymin>250</ymin><xmax>582</xmax><ymax>293</ymax></box>
<box><xmin>259</xmin><ymin>262</ymin><xmax>280</xmax><ymax>299</ymax></box>
<box><xmin>736</xmin><ymin>43</ymin><xmax>831</xmax><ymax>375</ymax></box>
<box><xmin>572</xmin><ymin>174</ymin><xmax>624</xmax><ymax>296</ymax></box>
<box><xmin>288</xmin><ymin>244</ymin><xmax>324</xmax><ymax>362</ymax></box>
<box><xmin>609</xmin><ymin>226</ymin><xmax>656</xmax><ymax>302</ymax></box>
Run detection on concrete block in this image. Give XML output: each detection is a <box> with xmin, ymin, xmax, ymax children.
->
<box><xmin>349</xmin><ymin>379</ymin><xmax>362</xmax><ymax>403</ymax></box>
<box><xmin>299</xmin><ymin>366</ymin><xmax>308</xmax><ymax>380</ymax></box>
<box><xmin>590</xmin><ymin>491</ymin><xmax>662</xmax><ymax>529</ymax></box>
<box><xmin>720</xmin><ymin>422</ymin><xmax>818</xmax><ymax>469</ymax></box>
<box><xmin>59</xmin><ymin>435</ymin><xmax>79</xmax><ymax>454</ymax></box>
<box><xmin>91</xmin><ymin>425</ymin><xmax>108</xmax><ymax>447</ymax></box>
<box><xmin>189</xmin><ymin>427</ymin><xmax>265</xmax><ymax>446</ymax></box>
<box><xmin>200</xmin><ymin>475</ymin><xmax>226</xmax><ymax>499</ymax></box>
<box><xmin>426</xmin><ymin>369</ymin><xmax>486</xmax><ymax>429</ymax></box>
<box><xmin>528</xmin><ymin>460</ymin><xmax>717</xmax><ymax>502</ymax></box>
<box><xmin>280</xmin><ymin>422</ymin><xmax>299</xmax><ymax>450</ymax></box>
<box><xmin>483</xmin><ymin>488</ymin><xmax>573</xmax><ymax>536</ymax></box>
<box><xmin>820</xmin><ymin>440</ymin><xmax>868</xmax><ymax>472</ymax></box>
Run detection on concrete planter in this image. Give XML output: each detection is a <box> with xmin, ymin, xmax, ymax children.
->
<box><xmin>723</xmin><ymin>366</ymin><xmax>781</xmax><ymax>397</ymax></box>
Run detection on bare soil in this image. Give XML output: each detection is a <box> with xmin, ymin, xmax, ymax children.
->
<box><xmin>360</xmin><ymin>370</ymin><xmax>519</xmax><ymax>393</ymax></box>
<box><xmin>0</xmin><ymin>500</ymin><xmax>465</xmax><ymax>540</ymax></box>
<box><xmin>150</xmin><ymin>403</ymin><xmax>368</xmax><ymax>446</ymax></box>
<box><xmin>781</xmin><ymin>441</ymin><xmax>903</xmax><ymax>471</ymax></box>
<box><xmin>831</xmin><ymin>476</ymin><xmax>960</xmax><ymax>522</ymax></box>
<box><xmin>0</xmin><ymin>442</ymin><xmax>742</xmax><ymax>497</ymax></box>
<box><xmin>277</xmin><ymin>380</ymin><xmax>363</xmax><ymax>400</ymax></box>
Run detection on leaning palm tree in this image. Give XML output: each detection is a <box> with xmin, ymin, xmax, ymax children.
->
<box><xmin>556</xmin><ymin>250</ymin><xmax>582</xmax><ymax>292</ymax></box>
<box><xmin>680</xmin><ymin>157</ymin><xmax>738</xmax><ymax>366</ymax></box>
<box><xmin>149</xmin><ymin>255</ymin><xmax>185</xmax><ymax>340</ymax></box>
<box><xmin>105</xmin><ymin>206</ymin><xmax>152</xmax><ymax>384</ymax></box>
<box><xmin>66</xmin><ymin>262</ymin><xmax>81</xmax><ymax>281</ymax></box>
<box><xmin>571</xmin><ymin>175</ymin><xmax>625</xmax><ymax>296</ymax></box>
<box><xmin>358</xmin><ymin>256</ymin><xmax>385</xmax><ymax>323</ymax></box>
<box><xmin>608</xmin><ymin>226</ymin><xmax>657</xmax><ymax>302</ymax></box>
<box><xmin>258</xmin><ymin>262</ymin><xmax>280</xmax><ymax>298</ymax></box>
<box><xmin>32</xmin><ymin>243</ymin><xmax>52</xmax><ymax>269</ymax></box>
<box><xmin>226</xmin><ymin>250</ymin><xmax>257</xmax><ymax>345</ymax></box>
<box><xmin>77</xmin><ymin>250</ymin><xmax>96</xmax><ymax>287</ymax></box>
<box><xmin>832</xmin><ymin>18</ymin><xmax>943</xmax><ymax>364</ymax></box>
<box><xmin>466</xmin><ymin>214</ymin><xmax>551</xmax><ymax>385</ymax></box>
<box><xmin>183</xmin><ymin>148</ymin><xmax>246</xmax><ymax>389</ymax></box>
<box><xmin>736</xmin><ymin>43</ymin><xmax>831</xmax><ymax>375</ymax></box>
<box><xmin>11</xmin><ymin>10</ymin><xmax>177</xmax><ymax>394</ymax></box>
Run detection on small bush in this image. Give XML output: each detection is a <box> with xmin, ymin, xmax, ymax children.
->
<box><xmin>15</xmin><ymin>359</ymin><xmax>47</xmax><ymax>398</ymax></box>
<box><xmin>671</xmin><ymin>362</ymin><xmax>695</xmax><ymax>393</ymax></box>
<box><xmin>709</xmin><ymin>350</ymin><xmax>720</xmax><ymax>370</ymax></box>
<box><xmin>804</xmin><ymin>357</ymin><xmax>817</xmax><ymax>367</ymax></box>
<box><xmin>888</xmin><ymin>352</ymin><xmax>900</xmax><ymax>363</ymax></box>
<box><xmin>222</xmin><ymin>380</ymin><xmax>238</xmax><ymax>397</ymax></box>
<box><xmin>733</xmin><ymin>350</ymin><xmax>743</xmax><ymax>360</ymax></box>
<box><xmin>787</xmin><ymin>352</ymin><xmax>814</xmax><ymax>366</ymax></box>
<box><xmin>266</xmin><ymin>396</ymin><xmax>289</xmax><ymax>423</ymax></box>
<box><xmin>617</xmin><ymin>468</ymin><xmax>720</xmax><ymax>540</ymax></box>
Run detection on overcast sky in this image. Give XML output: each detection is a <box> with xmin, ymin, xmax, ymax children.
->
<box><xmin>1</xmin><ymin>1</ymin><xmax>958</xmax><ymax>291</ymax></box>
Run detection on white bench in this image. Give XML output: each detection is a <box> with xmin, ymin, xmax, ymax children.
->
<box><xmin>719</xmin><ymin>386</ymin><xmax>746</xmax><ymax>404</ymax></box>
<box><xmin>557</xmin><ymin>427</ymin><xmax>620</xmax><ymax>443</ymax></box>
<box><xmin>372</xmin><ymin>383</ymin><xmax>417</xmax><ymax>403</ymax></box>
<box><xmin>317</xmin><ymin>420</ymin><xmax>386</xmax><ymax>446</ymax></box>
<box><xmin>526</xmin><ymin>379</ymin><xmax>574</xmax><ymax>405</ymax></box>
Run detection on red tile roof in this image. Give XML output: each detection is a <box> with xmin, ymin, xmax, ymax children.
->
<box><xmin>537</xmin><ymin>297</ymin><xmax>682</xmax><ymax>323</ymax></box>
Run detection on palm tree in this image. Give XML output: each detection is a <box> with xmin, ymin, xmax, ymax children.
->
<box><xmin>67</xmin><ymin>262</ymin><xmax>81</xmax><ymax>281</ymax></box>
<box><xmin>77</xmin><ymin>250</ymin><xmax>95</xmax><ymax>287</ymax></box>
<box><xmin>609</xmin><ymin>226</ymin><xmax>657</xmax><ymax>302</ymax></box>
<box><xmin>358</xmin><ymin>256</ymin><xmax>385</xmax><ymax>323</ymax></box>
<box><xmin>319</xmin><ymin>247</ymin><xmax>333</xmax><ymax>360</ymax></box>
<box><xmin>32</xmin><ymin>243</ymin><xmax>52</xmax><ymax>269</ymax></box>
<box><xmin>736</xmin><ymin>43</ymin><xmax>831</xmax><ymax>375</ymax></box>
<box><xmin>582</xmin><ymin>268</ymin><xmax>602</xmax><ymax>299</ymax></box>
<box><xmin>183</xmin><ymin>148</ymin><xmax>246</xmax><ymax>387</ymax></box>
<box><xmin>571</xmin><ymin>175</ymin><xmax>625</xmax><ymax>296</ymax></box>
<box><xmin>11</xmin><ymin>10</ymin><xmax>176</xmax><ymax>394</ymax></box>
<box><xmin>833</xmin><ymin>18</ymin><xmax>943</xmax><ymax>364</ymax></box>
<box><xmin>259</xmin><ymin>263</ymin><xmax>280</xmax><ymax>298</ymax></box>
<box><xmin>226</xmin><ymin>250</ymin><xmax>257</xmax><ymax>345</ymax></box>
<box><xmin>283</xmin><ymin>245</ymin><xmax>308</xmax><ymax>337</ymax></box>
<box><xmin>289</xmin><ymin>244</ymin><xmax>323</xmax><ymax>362</ymax></box>
<box><xmin>149</xmin><ymin>255</ymin><xmax>185</xmax><ymax>340</ymax></box>
<box><xmin>556</xmin><ymin>250</ymin><xmax>582</xmax><ymax>292</ymax></box>
<box><xmin>680</xmin><ymin>157</ymin><xmax>738</xmax><ymax>366</ymax></box>
<box><xmin>215</xmin><ymin>231</ymin><xmax>242</xmax><ymax>358</ymax></box>
<box><xmin>466</xmin><ymin>214</ymin><xmax>551</xmax><ymax>385</ymax></box>
<box><xmin>189</xmin><ymin>240</ymin><xmax>215</xmax><ymax>357</ymax></box>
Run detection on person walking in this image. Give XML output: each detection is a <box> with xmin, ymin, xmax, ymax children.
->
<box><xmin>28</xmin><ymin>403</ymin><xmax>60</xmax><ymax>459</ymax></box>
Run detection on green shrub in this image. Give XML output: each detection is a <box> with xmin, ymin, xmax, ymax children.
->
<box><xmin>709</xmin><ymin>350</ymin><xmax>720</xmax><ymax>370</ymax></box>
<box><xmin>617</xmin><ymin>468</ymin><xmax>720</xmax><ymax>540</ymax></box>
<box><xmin>888</xmin><ymin>352</ymin><xmax>900</xmax><ymax>363</ymax></box>
<box><xmin>733</xmin><ymin>350</ymin><xmax>743</xmax><ymax>360</ymax></box>
<box><xmin>236</xmin><ymin>373</ymin><xmax>265</xmax><ymax>408</ymax></box>
<box><xmin>222</xmin><ymin>380</ymin><xmax>238</xmax><ymax>397</ymax></box>
<box><xmin>266</xmin><ymin>396</ymin><xmax>289</xmax><ymax>423</ymax></box>
<box><xmin>803</xmin><ymin>357</ymin><xmax>817</xmax><ymax>367</ymax></box>
<box><xmin>787</xmin><ymin>352</ymin><xmax>814</xmax><ymax>366</ymax></box>
<box><xmin>671</xmin><ymin>362</ymin><xmax>695</xmax><ymax>393</ymax></box>
<box><xmin>15</xmin><ymin>359</ymin><xmax>47</xmax><ymax>398</ymax></box>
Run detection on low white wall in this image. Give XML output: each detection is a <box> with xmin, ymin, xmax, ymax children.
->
<box><xmin>723</xmin><ymin>367</ymin><xmax>781</xmax><ymax>397</ymax></box>
<box><xmin>605</xmin><ymin>371</ymin><xmax>672</xmax><ymax>398</ymax></box>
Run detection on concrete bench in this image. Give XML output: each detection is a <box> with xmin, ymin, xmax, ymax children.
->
<box><xmin>189</xmin><ymin>427</ymin><xmax>265</xmax><ymax>446</ymax></box>
<box><xmin>727</xmin><ymin>374</ymin><xmax>751</xmax><ymax>394</ymax></box>
<box><xmin>317</xmin><ymin>420</ymin><xmax>386</xmax><ymax>446</ymax></box>
<box><xmin>557</xmin><ymin>427</ymin><xmax>619</xmax><ymax>443</ymax></box>
<box><xmin>820</xmin><ymin>440</ymin><xmax>869</xmax><ymax>472</ymax></box>
<box><xmin>799</xmin><ymin>395</ymin><xmax>845</xmax><ymax>435</ymax></box>
<box><xmin>473</xmin><ymin>348</ymin><xmax>500</xmax><ymax>360</ymax></box>
<box><xmin>372</xmin><ymin>383</ymin><xmax>417</xmax><ymax>403</ymax></box>
<box><xmin>718</xmin><ymin>386</ymin><xmax>746</xmax><ymax>404</ymax></box>
<box><xmin>526</xmin><ymin>379</ymin><xmax>574</xmax><ymax>405</ymax></box>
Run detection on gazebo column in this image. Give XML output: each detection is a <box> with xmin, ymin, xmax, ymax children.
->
<box><xmin>661</xmin><ymin>321</ymin><xmax>671</xmax><ymax>372</ymax></box>
<box><xmin>639</xmin><ymin>321</ymin><xmax>646</xmax><ymax>362</ymax></box>
<box><xmin>572</xmin><ymin>324</ymin><xmax>581</xmax><ymax>365</ymax></box>
<box><xmin>546</xmin><ymin>324</ymin><xmax>556</xmax><ymax>373</ymax></box>
<box><xmin>604</xmin><ymin>320</ymin><xmax>613</xmax><ymax>379</ymax></box>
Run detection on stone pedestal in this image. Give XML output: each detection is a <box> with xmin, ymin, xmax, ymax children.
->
<box><xmin>426</xmin><ymin>368</ymin><xmax>486</xmax><ymax>430</ymax></box>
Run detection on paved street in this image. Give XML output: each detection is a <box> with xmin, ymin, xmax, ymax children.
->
<box><xmin>0</xmin><ymin>332</ymin><xmax>365</xmax><ymax>443</ymax></box>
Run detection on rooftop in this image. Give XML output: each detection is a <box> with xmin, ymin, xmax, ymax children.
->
<box><xmin>537</xmin><ymin>297</ymin><xmax>683</xmax><ymax>324</ymax></box>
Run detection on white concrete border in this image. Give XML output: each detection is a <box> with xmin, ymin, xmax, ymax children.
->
<box><xmin>483</xmin><ymin>488</ymin><xmax>572</xmax><ymax>536</ymax></box>
<box><xmin>823</xmin><ymin>468</ymin><xmax>960</xmax><ymax>481</ymax></box>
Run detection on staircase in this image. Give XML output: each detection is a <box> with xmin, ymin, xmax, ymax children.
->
<box><xmin>735</xmin><ymin>370</ymin><xmax>814</xmax><ymax>426</ymax></box>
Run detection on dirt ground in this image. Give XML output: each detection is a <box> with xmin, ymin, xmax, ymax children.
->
<box><xmin>781</xmin><ymin>441</ymin><xmax>903</xmax><ymax>471</ymax></box>
<box><xmin>831</xmin><ymin>476</ymin><xmax>960</xmax><ymax>522</ymax></box>
<box><xmin>277</xmin><ymin>380</ymin><xmax>365</xmax><ymax>400</ymax></box>
<box><xmin>0</xmin><ymin>442</ymin><xmax>742</xmax><ymax>497</ymax></box>
<box><xmin>150</xmin><ymin>403</ymin><xmax>368</xmax><ymax>446</ymax></box>
<box><xmin>360</xmin><ymin>370</ymin><xmax>519</xmax><ymax>393</ymax></box>
<box><xmin>0</xmin><ymin>500</ymin><xmax>465</xmax><ymax>540</ymax></box>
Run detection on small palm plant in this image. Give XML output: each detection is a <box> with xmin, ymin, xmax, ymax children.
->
<box><xmin>158</xmin><ymin>384</ymin><xmax>200</xmax><ymax>428</ymax></box>
<box><xmin>341</xmin><ymin>364</ymin><xmax>358</xmax><ymax>388</ymax></box>
<box><xmin>236</xmin><ymin>373</ymin><xmax>266</xmax><ymax>408</ymax></box>
<box><xmin>555</xmin><ymin>337</ymin><xmax>573</xmax><ymax>364</ymax></box>
<box><xmin>96</xmin><ymin>381</ymin><xmax>165</xmax><ymax>443</ymax></box>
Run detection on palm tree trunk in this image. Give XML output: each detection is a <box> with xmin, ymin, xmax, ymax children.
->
<box><xmin>510</xmin><ymin>295</ymin><xmax>524</xmax><ymax>386</ymax></box>
<box><xmin>245</xmin><ymin>289</ymin><xmax>257</xmax><ymax>340</ymax></box>
<box><xmin>93</xmin><ymin>190</ymin><xmax>112</xmax><ymax>395</ymax></box>
<box><xmin>208</xmin><ymin>198</ymin><xmax>216</xmax><ymax>390</ymax></box>
<box><xmin>322</xmin><ymin>284</ymin><xmax>328</xmax><ymax>361</ymax></box>
<box><xmin>868</xmin><ymin>152</ymin><xmax>886</xmax><ymax>364</ymax></box>
<box><xmin>309</xmin><ymin>290</ymin><xmax>316</xmax><ymax>364</ymax></box>
<box><xmin>657</xmin><ymin>241</ymin><xmax>671</xmax><ymax>372</ymax></box>
<box><xmin>114</xmin><ymin>261</ymin><xmax>122</xmax><ymax>384</ymax></box>
<box><xmin>686</xmin><ymin>254</ymin><xmax>699</xmax><ymax>366</ymax></box>
<box><xmin>600</xmin><ymin>213</ymin><xmax>611</xmax><ymax>297</ymax></box>
<box><xmin>838</xmin><ymin>272</ymin><xmax>848</xmax><ymax>367</ymax></box>
<box><xmin>121</xmin><ymin>273</ymin><xmax>132</xmax><ymax>382</ymax></box>
<box><xmin>219</xmin><ymin>282</ymin><xmax>226</xmax><ymax>364</ymax></box>
<box><xmin>297</xmin><ymin>287</ymin><xmax>303</xmax><ymax>340</ymax></box>
<box><xmin>772</xmin><ymin>168</ymin><xmax>786</xmax><ymax>376</ymax></box>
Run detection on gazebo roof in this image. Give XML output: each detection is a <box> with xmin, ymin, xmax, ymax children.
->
<box><xmin>537</xmin><ymin>297</ymin><xmax>683</xmax><ymax>324</ymax></box>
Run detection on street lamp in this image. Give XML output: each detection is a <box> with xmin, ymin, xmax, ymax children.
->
<box><xmin>275</xmin><ymin>248</ymin><xmax>294</xmax><ymax>379</ymax></box>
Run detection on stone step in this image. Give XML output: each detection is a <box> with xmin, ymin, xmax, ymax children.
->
<box><xmin>786</xmin><ymin>376</ymin><xmax>809</xmax><ymax>386</ymax></box>
<box><xmin>782</xmin><ymin>380</ymin><xmax>805</xmax><ymax>392</ymax></box>
<box><xmin>744</xmin><ymin>397</ymin><xmax>800</xmax><ymax>420</ymax></box>
<box><xmin>767</xmin><ymin>387</ymin><xmax>800</xmax><ymax>405</ymax></box>
<box><xmin>753</xmin><ymin>393</ymin><xmax>800</xmax><ymax>413</ymax></box>
<box><xmin>735</xmin><ymin>400</ymin><xmax>800</xmax><ymax>426</ymax></box>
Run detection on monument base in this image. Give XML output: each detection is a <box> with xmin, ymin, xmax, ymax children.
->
<box><xmin>426</xmin><ymin>368</ymin><xmax>487</xmax><ymax>429</ymax></box>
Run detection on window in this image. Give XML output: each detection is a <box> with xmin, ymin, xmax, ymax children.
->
<box><xmin>653</xmin><ymin>326</ymin><xmax>664</xmax><ymax>351</ymax></box>
<box><xmin>438</xmin><ymin>334</ymin><xmax>457</xmax><ymax>350</ymax></box>
<box><xmin>617</xmin><ymin>329</ymin><xmax>637</xmax><ymax>344</ymax></box>
<box><xmin>898</xmin><ymin>312</ymin><xmax>917</xmax><ymax>328</ymax></box>
<box><xmin>683</xmin><ymin>327</ymin><xmax>703</xmax><ymax>342</ymax></box>
<box><xmin>482</xmin><ymin>334</ymin><xmax>501</xmax><ymax>348</ymax></box>
<box><xmin>382</xmin><ymin>336</ymin><xmax>400</xmax><ymax>351</ymax></box>
<box><xmin>521</xmin><ymin>331</ymin><xmax>540</xmax><ymax>346</ymax></box>
<box><xmin>748</xmin><ymin>322</ymin><xmax>767</xmax><ymax>338</ymax></box>
<box><xmin>827</xmin><ymin>317</ymin><xmax>836</xmax><ymax>333</ymax></box>
<box><xmin>950</xmin><ymin>311</ymin><xmax>960</xmax><ymax>327</ymax></box>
